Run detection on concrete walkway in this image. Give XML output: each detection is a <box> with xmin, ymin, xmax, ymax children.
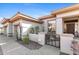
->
<box><xmin>0</xmin><ymin>35</ymin><xmax>59</xmax><ymax>55</ymax></box>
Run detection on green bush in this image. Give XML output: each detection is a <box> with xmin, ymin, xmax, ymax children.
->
<box><xmin>22</xmin><ymin>35</ymin><xmax>29</xmax><ymax>44</ymax></box>
<box><xmin>35</xmin><ymin>26</ymin><xmax>39</xmax><ymax>34</ymax></box>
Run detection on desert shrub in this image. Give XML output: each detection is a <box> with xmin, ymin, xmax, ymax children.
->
<box><xmin>22</xmin><ymin>35</ymin><xmax>29</xmax><ymax>44</ymax></box>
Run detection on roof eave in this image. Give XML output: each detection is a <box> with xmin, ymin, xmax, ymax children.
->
<box><xmin>51</xmin><ymin>4</ymin><xmax>79</xmax><ymax>15</ymax></box>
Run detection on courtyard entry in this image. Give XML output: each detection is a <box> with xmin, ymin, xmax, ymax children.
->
<box><xmin>66</xmin><ymin>23</ymin><xmax>75</xmax><ymax>34</ymax></box>
<box><xmin>45</xmin><ymin>20</ymin><xmax>60</xmax><ymax>48</ymax></box>
<box><xmin>64</xmin><ymin>19</ymin><xmax>78</xmax><ymax>35</ymax></box>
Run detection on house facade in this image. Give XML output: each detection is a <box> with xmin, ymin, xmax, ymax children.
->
<box><xmin>1</xmin><ymin>18</ymin><xmax>13</xmax><ymax>37</ymax></box>
<box><xmin>1</xmin><ymin>4</ymin><xmax>79</xmax><ymax>38</ymax></box>
<box><xmin>2</xmin><ymin>4</ymin><xmax>79</xmax><ymax>37</ymax></box>
<box><xmin>1</xmin><ymin>4</ymin><xmax>79</xmax><ymax>55</ymax></box>
<box><xmin>39</xmin><ymin>4</ymin><xmax>79</xmax><ymax>36</ymax></box>
<box><xmin>38</xmin><ymin>4</ymin><xmax>79</xmax><ymax>54</ymax></box>
<box><xmin>11</xmin><ymin>12</ymin><xmax>43</xmax><ymax>40</ymax></box>
<box><xmin>1</xmin><ymin>12</ymin><xmax>43</xmax><ymax>40</ymax></box>
<box><xmin>1</xmin><ymin>4</ymin><xmax>79</xmax><ymax>39</ymax></box>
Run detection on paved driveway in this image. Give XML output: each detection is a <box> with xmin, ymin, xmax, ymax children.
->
<box><xmin>0</xmin><ymin>35</ymin><xmax>59</xmax><ymax>55</ymax></box>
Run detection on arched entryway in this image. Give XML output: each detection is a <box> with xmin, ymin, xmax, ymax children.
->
<box><xmin>14</xmin><ymin>24</ymin><xmax>22</xmax><ymax>40</ymax></box>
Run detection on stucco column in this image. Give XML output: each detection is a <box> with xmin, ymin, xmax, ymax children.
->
<box><xmin>12</xmin><ymin>24</ymin><xmax>15</xmax><ymax>37</ymax></box>
<box><xmin>78</xmin><ymin>19</ymin><xmax>79</xmax><ymax>33</ymax></box>
<box><xmin>44</xmin><ymin>20</ymin><xmax>48</xmax><ymax>33</ymax></box>
<box><xmin>7</xmin><ymin>23</ymin><xmax>13</xmax><ymax>37</ymax></box>
<box><xmin>17</xmin><ymin>23</ymin><xmax>22</xmax><ymax>40</ymax></box>
<box><xmin>7</xmin><ymin>25</ymin><xmax>9</xmax><ymax>36</ymax></box>
<box><xmin>56</xmin><ymin>17</ymin><xmax>63</xmax><ymax>34</ymax></box>
<box><xmin>3</xmin><ymin>27</ymin><xmax>5</xmax><ymax>35</ymax></box>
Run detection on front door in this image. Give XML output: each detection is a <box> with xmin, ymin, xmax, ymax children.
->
<box><xmin>66</xmin><ymin>23</ymin><xmax>75</xmax><ymax>34</ymax></box>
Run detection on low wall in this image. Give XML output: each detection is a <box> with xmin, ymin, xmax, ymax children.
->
<box><xmin>60</xmin><ymin>34</ymin><xmax>74</xmax><ymax>55</ymax></box>
<box><xmin>29</xmin><ymin>34</ymin><xmax>38</xmax><ymax>43</ymax></box>
<box><xmin>38</xmin><ymin>33</ymin><xmax>45</xmax><ymax>45</ymax></box>
<box><xmin>29</xmin><ymin>33</ymin><xmax>45</xmax><ymax>45</ymax></box>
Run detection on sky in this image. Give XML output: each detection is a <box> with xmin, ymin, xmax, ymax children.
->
<box><xmin>0</xmin><ymin>3</ymin><xmax>75</xmax><ymax>27</ymax></box>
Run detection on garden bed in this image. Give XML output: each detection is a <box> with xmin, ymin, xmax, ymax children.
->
<box><xmin>16</xmin><ymin>40</ymin><xmax>42</xmax><ymax>50</ymax></box>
